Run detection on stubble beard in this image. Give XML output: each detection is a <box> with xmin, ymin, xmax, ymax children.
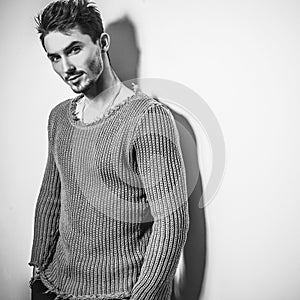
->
<box><xmin>69</xmin><ymin>50</ymin><xmax>103</xmax><ymax>94</ymax></box>
<box><xmin>70</xmin><ymin>76</ymin><xmax>94</xmax><ymax>94</ymax></box>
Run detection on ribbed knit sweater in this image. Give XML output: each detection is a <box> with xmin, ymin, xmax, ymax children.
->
<box><xmin>29</xmin><ymin>90</ymin><xmax>189</xmax><ymax>300</ymax></box>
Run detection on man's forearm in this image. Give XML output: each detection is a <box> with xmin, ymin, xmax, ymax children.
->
<box><xmin>130</xmin><ymin>203</ymin><xmax>189</xmax><ymax>300</ymax></box>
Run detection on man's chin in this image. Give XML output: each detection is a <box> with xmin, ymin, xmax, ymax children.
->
<box><xmin>69</xmin><ymin>82</ymin><xmax>91</xmax><ymax>94</ymax></box>
<box><xmin>71</xmin><ymin>88</ymin><xmax>84</xmax><ymax>94</ymax></box>
<box><xmin>70</xmin><ymin>84</ymin><xmax>87</xmax><ymax>94</ymax></box>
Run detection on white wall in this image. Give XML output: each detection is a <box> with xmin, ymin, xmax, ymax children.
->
<box><xmin>1</xmin><ymin>0</ymin><xmax>300</xmax><ymax>299</ymax></box>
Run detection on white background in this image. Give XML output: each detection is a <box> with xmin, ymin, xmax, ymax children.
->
<box><xmin>0</xmin><ymin>0</ymin><xmax>299</xmax><ymax>299</ymax></box>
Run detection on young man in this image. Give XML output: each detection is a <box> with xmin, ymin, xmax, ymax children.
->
<box><xmin>29</xmin><ymin>1</ymin><xmax>190</xmax><ymax>299</ymax></box>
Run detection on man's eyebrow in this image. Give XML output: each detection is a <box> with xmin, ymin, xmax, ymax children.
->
<box><xmin>47</xmin><ymin>41</ymin><xmax>83</xmax><ymax>58</ymax></box>
<box><xmin>47</xmin><ymin>52</ymin><xmax>58</xmax><ymax>59</ymax></box>
<box><xmin>63</xmin><ymin>41</ymin><xmax>83</xmax><ymax>54</ymax></box>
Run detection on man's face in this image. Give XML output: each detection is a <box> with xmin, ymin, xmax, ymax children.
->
<box><xmin>44</xmin><ymin>27</ymin><xmax>103</xmax><ymax>94</ymax></box>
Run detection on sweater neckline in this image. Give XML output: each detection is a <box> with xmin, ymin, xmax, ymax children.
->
<box><xmin>68</xmin><ymin>89</ymin><xmax>141</xmax><ymax>128</ymax></box>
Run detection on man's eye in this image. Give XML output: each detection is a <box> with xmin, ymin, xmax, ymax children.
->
<box><xmin>70</xmin><ymin>47</ymin><xmax>81</xmax><ymax>55</ymax></box>
<box><xmin>50</xmin><ymin>56</ymin><xmax>60</xmax><ymax>63</ymax></box>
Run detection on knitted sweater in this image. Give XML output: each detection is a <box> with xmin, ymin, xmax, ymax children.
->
<box><xmin>29</xmin><ymin>90</ymin><xmax>189</xmax><ymax>300</ymax></box>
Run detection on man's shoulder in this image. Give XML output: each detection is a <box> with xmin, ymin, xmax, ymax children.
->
<box><xmin>49</xmin><ymin>97</ymin><xmax>72</xmax><ymax>116</ymax></box>
<box><xmin>130</xmin><ymin>91</ymin><xmax>171</xmax><ymax>115</ymax></box>
<box><xmin>133</xmin><ymin>92</ymin><xmax>175</xmax><ymax>124</ymax></box>
<box><xmin>48</xmin><ymin>95</ymin><xmax>79</xmax><ymax>123</ymax></box>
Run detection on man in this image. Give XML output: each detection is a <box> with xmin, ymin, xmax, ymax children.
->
<box><xmin>29</xmin><ymin>1</ymin><xmax>190</xmax><ymax>299</ymax></box>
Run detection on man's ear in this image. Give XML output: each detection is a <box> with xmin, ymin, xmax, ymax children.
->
<box><xmin>98</xmin><ymin>32</ymin><xmax>110</xmax><ymax>52</ymax></box>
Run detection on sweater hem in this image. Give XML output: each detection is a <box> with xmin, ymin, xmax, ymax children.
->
<box><xmin>39</xmin><ymin>272</ymin><xmax>131</xmax><ymax>300</ymax></box>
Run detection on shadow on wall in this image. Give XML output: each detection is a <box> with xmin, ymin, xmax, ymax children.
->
<box><xmin>168</xmin><ymin>108</ymin><xmax>207</xmax><ymax>300</ymax></box>
<box><xmin>106</xmin><ymin>16</ymin><xmax>140</xmax><ymax>86</ymax></box>
<box><xmin>107</xmin><ymin>16</ymin><xmax>207</xmax><ymax>300</ymax></box>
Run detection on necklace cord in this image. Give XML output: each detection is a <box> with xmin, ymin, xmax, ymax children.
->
<box><xmin>82</xmin><ymin>83</ymin><xmax>122</xmax><ymax>124</ymax></box>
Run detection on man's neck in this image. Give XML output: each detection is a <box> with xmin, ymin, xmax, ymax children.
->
<box><xmin>83</xmin><ymin>65</ymin><xmax>121</xmax><ymax>107</ymax></box>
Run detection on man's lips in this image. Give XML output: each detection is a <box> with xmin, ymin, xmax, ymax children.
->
<box><xmin>66</xmin><ymin>73</ymin><xmax>83</xmax><ymax>82</ymax></box>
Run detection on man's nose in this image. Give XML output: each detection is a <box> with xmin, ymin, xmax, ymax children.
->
<box><xmin>62</xmin><ymin>57</ymin><xmax>75</xmax><ymax>75</ymax></box>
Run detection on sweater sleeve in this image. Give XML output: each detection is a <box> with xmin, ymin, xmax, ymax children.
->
<box><xmin>130</xmin><ymin>103</ymin><xmax>190</xmax><ymax>300</ymax></box>
<box><xmin>28</xmin><ymin>108</ymin><xmax>61</xmax><ymax>270</ymax></box>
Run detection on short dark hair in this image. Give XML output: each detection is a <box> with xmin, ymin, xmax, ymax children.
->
<box><xmin>35</xmin><ymin>0</ymin><xmax>105</xmax><ymax>48</ymax></box>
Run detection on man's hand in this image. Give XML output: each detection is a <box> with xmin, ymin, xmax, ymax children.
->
<box><xmin>32</xmin><ymin>266</ymin><xmax>41</xmax><ymax>278</ymax></box>
<box><xmin>29</xmin><ymin>266</ymin><xmax>41</xmax><ymax>288</ymax></box>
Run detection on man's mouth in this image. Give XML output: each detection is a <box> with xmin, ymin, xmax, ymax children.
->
<box><xmin>67</xmin><ymin>73</ymin><xmax>83</xmax><ymax>82</ymax></box>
